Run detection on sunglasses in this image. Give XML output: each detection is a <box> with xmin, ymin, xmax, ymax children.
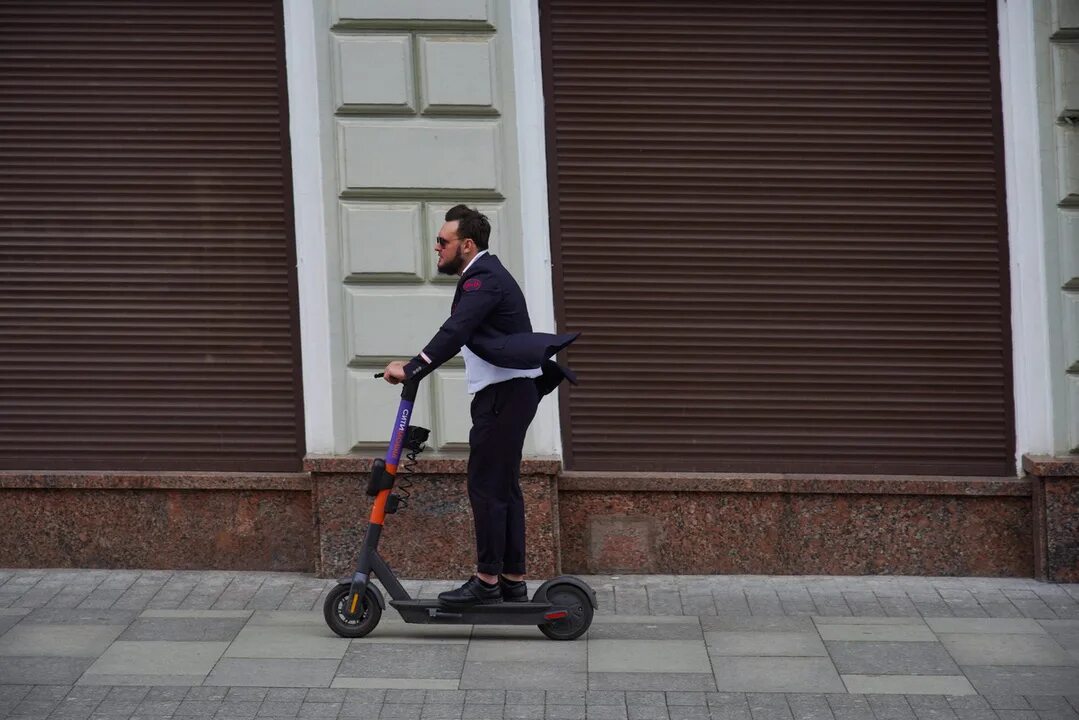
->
<box><xmin>436</xmin><ymin>236</ymin><xmax>470</xmax><ymax>248</ymax></box>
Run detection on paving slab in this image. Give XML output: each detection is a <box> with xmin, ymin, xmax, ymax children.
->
<box><xmin>351</xmin><ymin>620</ymin><xmax>473</xmax><ymax>644</ymax></box>
<box><xmin>700</xmin><ymin>617</ymin><xmax>816</xmax><ymax>633</ymax></box>
<box><xmin>924</xmin><ymin>619</ymin><xmax>1046</xmax><ymax>635</ymax></box>
<box><xmin>339</xmin><ymin>643</ymin><xmax>467</xmax><ymax>680</ymax></box>
<box><xmin>120</xmin><ymin>615</ymin><xmax>249</xmax><ymax>642</ymax></box>
<box><xmin>938</xmin><ymin>634</ymin><xmax>1075</xmax><ymax>666</ymax></box>
<box><xmin>588</xmin><ymin>673</ymin><xmax>716</xmax><ymax>691</ymax></box>
<box><xmin>81</xmin><ymin>639</ymin><xmax>228</xmax><ymax>683</ymax></box>
<box><xmin>0</xmin><ymin>623</ymin><xmax>123</xmax><ymax>657</ymax></box>
<box><xmin>963</xmin><ymin>666</ymin><xmax>1079</xmax><ymax>696</ymax></box>
<box><xmin>0</xmin><ymin>655</ymin><xmax>95</xmax><ymax>684</ymax></box>
<box><xmin>226</xmin><ymin>623</ymin><xmax>349</xmax><ymax>659</ymax></box>
<box><xmin>589</xmin><ymin>640</ymin><xmax>711</xmax><ymax>674</ymax></box>
<box><xmin>204</xmin><ymin>657</ymin><xmax>341</xmax><ymax>687</ymax></box>
<box><xmin>588</xmin><ymin>617</ymin><xmax>703</xmax><ymax>641</ymax></box>
<box><xmin>709</xmin><ymin>657</ymin><xmax>845</xmax><ymax>693</ymax></box>
<box><xmin>465</xmin><ymin>638</ymin><xmax>585</xmax><ymax>666</ymax></box>
<box><xmin>825</xmin><ymin>642</ymin><xmax>962</xmax><ymax>676</ymax></box>
<box><xmin>840</xmin><ymin>676</ymin><xmax>977</xmax><ymax>695</ymax></box>
<box><xmin>0</xmin><ymin>607</ymin><xmax>29</xmax><ymax>635</ymax></box>
<box><xmin>460</xmin><ymin>661</ymin><xmax>586</xmax><ymax>690</ymax></box>
<box><xmin>815</xmin><ymin>625</ymin><xmax>937</xmax><ymax>643</ymax></box>
<box><xmin>704</xmin><ymin>631</ymin><xmax>827</xmax><ymax>657</ymax></box>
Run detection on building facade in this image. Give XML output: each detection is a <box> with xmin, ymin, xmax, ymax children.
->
<box><xmin>1</xmin><ymin>0</ymin><xmax>1076</xmax><ymax>580</ymax></box>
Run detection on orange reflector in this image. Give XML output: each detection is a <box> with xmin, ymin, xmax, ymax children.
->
<box><xmin>350</xmin><ymin>593</ymin><xmax>359</xmax><ymax>614</ymax></box>
<box><xmin>544</xmin><ymin>610</ymin><xmax>568</xmax><ymax>620</ymax></box>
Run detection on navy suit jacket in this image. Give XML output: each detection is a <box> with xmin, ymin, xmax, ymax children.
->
<box><xmin>404</xmin><ymin>253</ymin><xmax>577</xmax><ymax>395</ymax></box>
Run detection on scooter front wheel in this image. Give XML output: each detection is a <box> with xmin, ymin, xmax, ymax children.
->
<box><xmin>324</xmin><ymin>583</ymin><xmax>382</xmax><ymax>638</ymax></box>
<box><xmin>538</xmin><ymin>583</ymin><xmax>593</xmax><ymax>641</ymax></box>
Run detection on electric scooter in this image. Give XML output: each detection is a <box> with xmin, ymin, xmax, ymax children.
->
<box><xmin>323</xmin><ymin>374</ymin><xmax>596</xmax><ymax>641</ymax></box>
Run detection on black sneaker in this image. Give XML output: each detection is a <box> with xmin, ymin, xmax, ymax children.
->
<box><xmin>437</xmin><ymin>576</ymin><xmax>502</xmax><ymax>607</ymax></box>
<box><xmin>499</xmin><ymin>577</ymin><xmax>528</xmax><ymax>603</ymax></box>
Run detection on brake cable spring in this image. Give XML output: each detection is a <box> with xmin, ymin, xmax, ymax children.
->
<box><xmin>394</xmin><ymin>446</ymin><xmax>421</xmax><ymax>511</ymax></box>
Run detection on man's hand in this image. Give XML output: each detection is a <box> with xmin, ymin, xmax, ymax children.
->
<box><xmin>382</xmin><ymin>360</ymin><xmax>407</xmax><ymax>385</ymax></box>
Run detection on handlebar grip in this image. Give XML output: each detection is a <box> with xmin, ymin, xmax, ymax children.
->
<box><xmin>373</xmin><ymin>372</ymin><xmax>384</xmax><ymax>379</ymax></box>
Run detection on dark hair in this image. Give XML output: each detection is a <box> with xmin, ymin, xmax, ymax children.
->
<box><xmin>445</xmin><ymin>204</ymin><xmax>491</xmax><ymax>250</ymax></box>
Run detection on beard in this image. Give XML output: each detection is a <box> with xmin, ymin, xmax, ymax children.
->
<box><xmin>437</xmin><ymin>245</ymin><xmax>465</xmax><ymax>275</ymax></box>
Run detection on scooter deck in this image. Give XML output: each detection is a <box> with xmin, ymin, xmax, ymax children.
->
<box><xmin>390</xmin><ymin>599</ymin><xmax>556</xmax><ymax>625</ymax></box>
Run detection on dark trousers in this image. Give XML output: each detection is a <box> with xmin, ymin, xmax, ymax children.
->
<box><xmin>468</xmin><ymin>377</ymin><xmax>540</xmax><ymax>576</ymax></box>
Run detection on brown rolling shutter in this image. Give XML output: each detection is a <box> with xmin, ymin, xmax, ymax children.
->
<box><xmin>542</xmin><ymin>0</ymin><xmax>1014</xmax><ymax>475</ymax></box>
<box><xmin>0</xmin><ymin>1</ymin><xmax>304</xmax><ymax>471</ymax></box>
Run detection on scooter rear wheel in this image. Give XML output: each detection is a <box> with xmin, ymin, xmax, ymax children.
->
<box><xmin>324</xmin><ymin>583</ymin><xmax>382</xmax><ymax>638</ymax></box>
<box><xmin>538</xmin><ymin>583</ymin><xmax>593</xmax><ymax>641</ymax></box>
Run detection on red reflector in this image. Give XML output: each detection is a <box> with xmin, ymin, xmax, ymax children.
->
<box><xmin>545</xmin><ymin>610</ymin><xmax>569</xmax><ymax>620</ymax></box>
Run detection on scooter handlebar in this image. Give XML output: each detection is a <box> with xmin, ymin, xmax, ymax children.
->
<box><xmin>373</xmin><ymin>372</ymin><xmax>420</xmax><ymax>401</ymax></box>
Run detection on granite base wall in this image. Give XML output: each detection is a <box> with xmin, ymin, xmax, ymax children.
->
<box><xmin>1026</xmin><ymin>456</ymin><xmax>1079</xmax><ymax>582</ymax></box>
<box><xmin>0</xmin><ymin>473</ymin><xmax>313</xmax><ymax>571</ymax></box>
<box><xmin>558</xmin><ymin>472</ymin><xmax>1034</xmax><ymax>577</ymax></box>
<box><xmin>1</xmin><ymin>463</ymin><xmax>1056</xmax><ymax>581</ymax></box>
<box><xmin>306</xmin><ymin>456</ymin><xmax>561</xmax><ymax>579</ymax></box>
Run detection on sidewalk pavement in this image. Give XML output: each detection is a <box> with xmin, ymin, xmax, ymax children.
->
<box><xmin>0</xmin><ymin>571</ymin><xmax>1077</xmax><ymax>720</ymax></box>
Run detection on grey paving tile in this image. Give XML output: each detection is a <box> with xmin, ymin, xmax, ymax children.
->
<box><xmin>110</xmin><ymin>573</ymin><xmax>172</xmax><ymax>611</ymax></box>
<box><xmin>625</xmin><ymin>691</ymin><xmax>665</xmax><ymax>707</ymax></box>
<box><xmin>21</xmin><ymin>608</ymin><xmax>138</xmax><ymax>626</ymax></box>
<box><xmin>747</xmin><ymin>693</ymin><xmax>792</xmax><ymax>720</ymax></box>
<box><xmin>710</xmin><ymin>658</ymin><xmax>844</xmax><ymax>693</ymax></box>
<box><xmin>463</xmin><ymin>691</ymin><xmax>504</xmax><ymax>704</ymax></box>
<box><xmin>712</xmin><ymin>592</ymin><xmax>750</xmax><ymax>616</ymax></box>
<box><xmin>615</xmin><ymin>589</ymin><xmax>649</xmax><ymax>616</ymax></box>
<box><xmin>459</xmin><ymin>704</ymin><xmax>503</xmax><ymax>720</ymax></box>
<box><xmin>0</xmin><ymin>624</ymin><xmax>123</xmax><ymax>658</ymax></box>
<box><xmin>248</xmin><ymin>581</ymin><xmax>295</xmax><ymax>611</ymax></box>
<box><xmin>549</xmin><ymin>707</ymin><xmax>587</xmax><ymax>720</ymax></box>
<box><xmin>668</xmin><ymin>707</ymin><xmax>709</xmax><ymax>720</ymax></box>
<box><xmin>705</xmin><ymin>631</ymin><xmax>827</xmax><ymax>657</ymax></box>
<box><xmin>146</xmin><ymin>575</ymin><xmax>199</xmax><ymax>609</ymax></box>
<box><xmin>785</xmin><ymin>694</ymin><xmax>834</xmax><ymax>720</ymax></box>
<box><xmin>82</xmin><ymin>640</ymin><xmax>227</xmax><ymax>682</ymax></box>
<box><xmin>339</xmin><ymin>643</ymin><xmax>466</xmax><ymax>680</ymax></box>
<box><xmin>825</xmin><ymin>642</ymin><xmax>961</xmax><ymax>676</ymax></box>
<box><xmin>547</xmin><ymin>690</ymin><xmax>587</xmax><ymax>705</ymax></box>
<box><xmin>119</xmin><ymin>615</ymin><xmax>248</xmax><ymax>642</ymax></box>
<box><xmin>0</xmin><ymin>656</ymin><xmax>94</xmax><ymax>684</ymax></box>
<box><xmin>995</xmin><ymin>712</ymin><xmax>1039</xmax><ymax>720</ymax></box>
<box><xmin>212</xmin><ymin>576</ymin><xmax>268</xmax><ymax>610</ymax></box>
<box><xmin>843</xmin><ymin>593</ymin><xmax>886</xmax><ymax>618</ymax></box>
<box><xmin>425</xmin><ymin>690</ymin><xmax>466</xmax><ymax>704</ymax></box>
<box><xmin>178</xmin><ymin>574</ymin><xmax>234</xmax><ymax>610</ymax></box>
<box><xmin>589</xmin><ymin>674</ymin><xmax>715</xmax><ymax>692</ymax></box>
<box><xmin>300</xmin><ymin>702</ymin><xmax>344</xmax><ymax>718</ymax></box>
<box><xmin>964</xmin><ymin>667</ymin><xmax>1079</xmax><ymax>696</ymax></box>
<box><xmin>876</xmin><ymin>597</ymin><xmax>922</xmax><ymax>619</ymax></box>
<box><xmin>666</xmin><ymin>692</ymin><xmax>707</xmax><ymax>706</ymax></box>
<box><xmin>422</xmin><ymin>705</ymin><xmax>465</xmax><ymax>720</ymax></box>
<box><xmin>841</xmin><ymin>677</ymin><xmax>975</xmax><ymax>695</ymax></box>
<box><xmin>459</xmin><ymin>661</ymin><xmax>584</xmax><ymax>690</ymax></box>
<box><xmin>939</xmin><ymin>634</ymin><xmax>1074</xmax><ymax>666</ymax></box>
<box><xmin>981</xmin><ymin>696</ymin><xmax>1031</xmax><ymax>711</ymax></box>
<box><xmin>588</xmin><ymin>706</ymin><xmax>629</xmax><ymax>720</ymax></box>
<box><xmin>203</xmin><ymin>658</ymin><xmax>340</xmax><ymax>687</ymax></box>
<box><xmin>226</xmin><ymin>623</ymin><xmax>348</xmax><ymax>659</ymax></box>
<box><xmin>256</xmin><ymin>698</ymin><xmax>303</xmax><ymax>716</ymax></box>
<box><xmin>506</xmin><ymin>705</ymin><xmax>546</xmax><ymax>720</ymax></box>
<box><xmin>701</xmin><ymin>617</ymin><xmax>815</xmax><ymax>633</ymax></box>
<box><xmin>629</xmin><ymin>706</ymin><xmax>671</xmax><ymax>720</ymax></box>
<box><xmin>648</xmin><ymin>589</ymin><xmax>684</xmax><ymax>616</ymax></box>
<box><xmin>379</xmin><ymin>703</ymin><xmax>423</xmax><ymax>720</ymax></box>
<box><xmin>924</xmin><ymin>619</ymin><xmax>1046</xmax><ymax>635</ymax></box>
<box><xmin>746</xmin><ymin>591</ymin><xmax>783</xmax><ymax>617</ymax></box>
<box><xmin>589</xmin><ymin>640</ymin><xmax>710</xmax><ymax>674</ymax></box>
<box><xmin>816</xmin><ymin>625</ymin><xmax>937</xmax><ymax>643</ymax></box>
<box><xmin>587</xmin><ymin>618</ymin><xmax>702</xmax><ymax>641</ymax></box>
<box><xmin>865</xmin><ymin>695</ymin><xmax>914</xmax><ymax>720</ymax></box>
<box><xmin>999</xmin><ymin>592</ymin><xmax>1056</xmax><ymax>620</ymax></box>
<box><xmin>507</xmin><ymin>691</ymin><xmax>545</xmax><ymax>705</ymax></box>
<box><xmin>682</xmin><ymin>596</ymin><xmax>718</xmax><ymax>617</ymax></box>
<box><xmin>465</xmin><ymin>638</ymin><xmax>584</xmax><ymax>666</ymax></box>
